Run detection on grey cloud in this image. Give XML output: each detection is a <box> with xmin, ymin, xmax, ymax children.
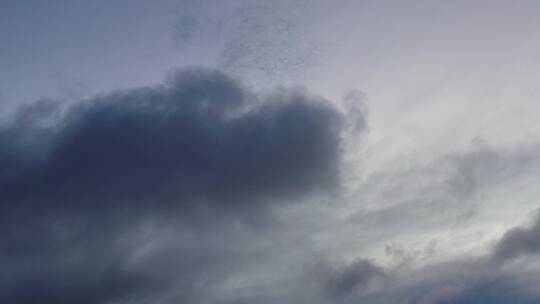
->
<box><xmin>0</xmin><ymin>216</ymin><xmax>150</xmax><ymax>304</ymax></box>
<box><xmin>0</xmin><ymin>68</ymin><xmax>349</xmax><ymax>304</ymax></box>
<box><xmin>288</xmin><ymin>138</ymin><xmax>540</xmax><ymax>304</ymax></box>
<box><xmin>413</xmin><ymin>212</ymin><xmax>540</xmax><ymax>303</ymax></box>
<box><xmin>444</xmin><ymin>139</ymin><xmax>539</xmax><ymax>200</ymax></box>
<box><xmin>314</xmin><ymin>211</ymin><xmax>540</xmax><ymax>304</ymax></box>
<box><xmin>399</xmin><ymin>213</ymin><xmax>540</xmax><ymax>304</ymax></box>
<box><xmin>345</xmin><ymin>139</ymin><xmax>540</xmax><ymax>245</ymax></box>
<box><xmin>311</xmin><ymin>258</ymin><xmax>384</xmax><ymax>300</ymax></box>
<box><xmin>492</xmin><ymin>213</ymin><xmax>540</xmax><ymax>262</ymax></box>
<box><xmin>0</xmin><ymin>68</ymin><xmax>343</xmax><ymax>223</ymax></box>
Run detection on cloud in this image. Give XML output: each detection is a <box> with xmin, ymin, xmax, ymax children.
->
<box><xmin>492</xmin><ymin>213</ymin><xmax>540</xmax><ymax>262</ymax></box>
<box><xmin>308</xmin><ymin>258</ymin><xmax>384</xmax><ymax>300</ymax></box>
<box><xmin>396</xmin><ymin>212</ymin><xmax>540</xmax><ymax>304</ymax></box>
<box><xmin>172</xmin><ymin>0</ymin><xmax>322</xmax><ymax>82</ymax></box>
<box><xmin>340</xmin><ymin>139</ymin><xmax>540</xmax><ymax>256</ymax></box>
<box><xmin>307</xmin><ymin>210</ymin><xmax>540</xmax><ymax>304</ymax></box>
<box><xmin>0</xmin><ymin>68</ymin><xmax>343</xmax><ymax>221</ymax></box>
<box><xmin>0</xmin><ymin>68</ymin><xmax>350</xmax><ymax>304</ymax></box>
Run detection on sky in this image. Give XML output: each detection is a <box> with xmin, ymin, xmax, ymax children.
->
<box><xmin>1</xmin><ymin>0</ymin><xmax>540</xmax><ymax>303</ymax></box>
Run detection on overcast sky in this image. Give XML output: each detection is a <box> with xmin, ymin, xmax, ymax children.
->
<box><xmin>2</xmin><ymin>1</ymin><xmax>540</xmax><ymax>303</ymax></box>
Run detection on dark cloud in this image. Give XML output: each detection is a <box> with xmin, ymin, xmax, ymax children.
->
<box><xmin>492</xmin><ymin>214</ymin><xmax>540</xmax><ymax>262</ymax></box>
<box><xmin>0</xmin><ymin>68</ymin><xmax>343</xmax><ymax>220</ymax></box>
<box><xmin>0</xmin><ymin>68</ymin><xmax>347</xmax><ymax>304</ymax></box>
<box><xmin>311</xmin><ymin>258</ymin><xmax>384</xmax><ymax>300</ymax></box>
<box><xmin>0</xmin><ymin>261</ymin><xmax>147</xmax><ymax>304</ymax></box>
